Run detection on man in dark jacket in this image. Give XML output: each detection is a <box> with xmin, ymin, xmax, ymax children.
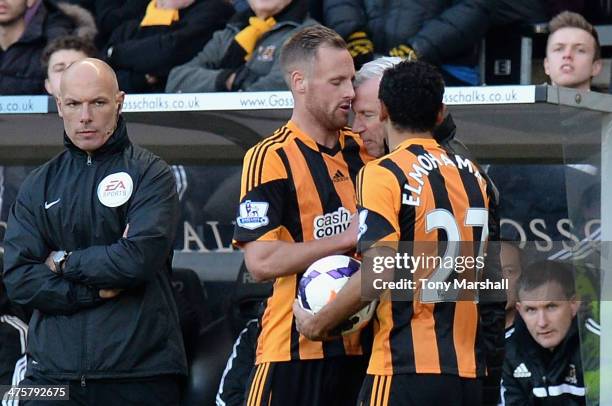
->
<box><xmin>166</xmin><ymin>0</ymin><xmax>313</xmax><ymax>93</ymax></box>
<box><xmin>323</xmin><ymin>0</ymin><xmax>495</xmax><ymax>85</ymax></box>
<box><xmin>0</xmin><ymin>0</ymin><xmax>95</xmax><ymax>95</ymax></box>
<box><xmin>3</xmin><ymin>59</ymin><xmax>187</xmax><ymax>405</ymax></box>
<box><xmin>502</xmin><ymin>260</ymin><xmax>585</xmax><ymax>405</ymax></box>
<box><xmin>99</xmin><ymin>0</ymin><xmax>234</xmax><ymax>93</ymax></box>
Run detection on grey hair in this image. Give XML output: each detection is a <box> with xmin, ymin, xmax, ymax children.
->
<box><xmin>354</xmin><ymin>56</ymin><xmax>403</xmax><ymax>88</ymax></box>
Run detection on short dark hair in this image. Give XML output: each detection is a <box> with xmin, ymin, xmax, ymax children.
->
<box><xmin>378</xmin><ymin>60</ymin><xmax>444</xmax><ymax>133</ymax></box>
<box><xmin>517</xmin><ymin>260</ymin><xmax>576</xmax><ymax>301</ymax></box>
<box><xmin>280</xmin><ymin>25</ymin><xmax>347</xmax><ymax>85</ymax></box>
<box><xmin>41</xmin><ymin>35</ymin><xmax>98</xmax><ymax>75</ymax></box>
<box><xmin>548</xmin><ymin>11</ymin><xmax>601</xmax><ymax>61</ymax></box>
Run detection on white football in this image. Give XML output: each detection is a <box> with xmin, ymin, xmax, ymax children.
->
<box><xmin>297</xmin><ymin>255</ymin><xmax>376</xmax><ymax>335</ymax></box>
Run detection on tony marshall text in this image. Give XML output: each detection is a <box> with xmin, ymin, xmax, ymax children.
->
<box><xmin>373</xmin><ymin>278</ymin><xmax>509</xmax><ymax>291</ymax></box>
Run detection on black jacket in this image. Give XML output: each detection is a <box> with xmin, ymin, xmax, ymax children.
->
<box><xmin>323</xmin><ymin>0</ymin><xmax>495</xmax><ymax>66</ymax></box>
<box><xmin>0</xmin><ymin>0</ymin><xmax>96</xmax><ymax>95</ymax></box>
<box><xmin>99</xmin><ymin>0</ymin><xmax>234</xmax><ymax>92</ymax></box>
<box><xmin>3</xmin><ymin>117</ymin><xmax>187</xmax><ymax>380</ymax></box>
<box><xmin>502</xmin><ymin>316</ymin><xmax>585</xmax><ymax>405</ymax></box>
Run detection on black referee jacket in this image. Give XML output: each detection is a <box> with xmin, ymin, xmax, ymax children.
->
<box><xmin>3</xmin><ymin>117</ymin><xmax>187</xmax><ymax>381</ymax></box>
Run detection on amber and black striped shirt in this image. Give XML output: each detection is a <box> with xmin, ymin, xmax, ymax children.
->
<box><xmin>234</xmin><ymin>120</ymin><xmax>372</xmax><ymax>364</ymax></box>
<box><xmin>357</xmin><ymin>137</ymin><xmax>490</xmax><ymax>378</ymax></box>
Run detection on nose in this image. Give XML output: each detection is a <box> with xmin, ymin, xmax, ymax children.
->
<box><xmin>562</xmin><ymin>47</ymin><xmax>573</xmax><ymax>59</ymax></box>
<box><xmin>343</xmin><ymin>81</ymin><xmax>355</xmax><ymax>100</ymax></box>
<box><xmin>536</xmin><ymin>310</ymin><xmax>549</xmax><ymax>328</ymax></box>
<box><xmin>353</xmin><ymin>116</ymin><xmax>365</xmax><ymax>133</ymax></box>
<box><xmin>79</xmin><ymin>103</ymin><xmax>92</xmax><ymax>123</ymax></box>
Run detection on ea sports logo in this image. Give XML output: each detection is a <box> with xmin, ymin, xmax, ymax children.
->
<box><xmin>104</xmin><ymin>180</ymin><xmax>126</xmax><ymax>192</ymax></box>
<box><xmin>313</xmin><ymin>207</ymin><xmax>351</xmax><ymax>240</ymax></box>
<box><xmin>97</xmin><ymin>172</ymin><xmax>133</xmax><ymax>207</ymax></box>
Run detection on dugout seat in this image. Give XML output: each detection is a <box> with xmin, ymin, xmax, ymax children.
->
<box><xmin>171</xmin><ymin>268</ymin><xmax>212</xmax><ymax>361</ymax></box>
<box><xmin>181</xmin><ymin>316</ymin><xmax>235</xmax><ymax>406</ymax></box>
<box><xmin>228</xmin><ymin>261</ymin><xmax>272</xmax><ymax>336</ymax></box>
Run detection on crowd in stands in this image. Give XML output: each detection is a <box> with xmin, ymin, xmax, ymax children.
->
<box><xmin>0</xmin><ymin>0</ymin><xmax>610</xmax><ymax>95</ymax></box>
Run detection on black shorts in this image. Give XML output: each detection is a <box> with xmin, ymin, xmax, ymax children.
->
<box><xmin>357</xmin><ymin>374</ymin><xmax>482</xmax><ymax>406</ymax></box>
<box><xmin>244</xmin><ymin>357</ymin><xmax>366</xmax><ymax>406</ymax></box>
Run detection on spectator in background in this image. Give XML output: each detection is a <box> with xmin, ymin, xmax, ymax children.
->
<box><xmin>502</xmin><ymin>260</ymin><xmax>585</xmax><ymax>405</ymax></box>
<box><xmin>165</xmin><ymin>0</ymin><xmax>313</xmax><ymax>93</ymax></box>
<box><xmin>0</xmin><ymin>0</ymin><xmax>95</xmax><ymax>95</ymax></box>
<box><xmin>98</xmin><ymin>0</ymin><xmax>233</xmax><ymax>93</ymax></box>
<box><xmin>544</xmin><ymin>11</ymin><xmax>602</xmax><ymax>92</ymax></box>
<box><xmin>323</xmin><ymin>0</ymin><xmax>495</xmax><ymax>85</ymax></box>
<box><xmin>41</xmin><ymin>34</ymin><xmax>97</xmax><ymax>96</ymax></box>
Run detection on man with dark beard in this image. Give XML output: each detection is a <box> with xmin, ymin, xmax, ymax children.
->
<box><xmin>232</xmin><ymin>25</ymin><xmax>372</xmax><ymax>406</ymax></box>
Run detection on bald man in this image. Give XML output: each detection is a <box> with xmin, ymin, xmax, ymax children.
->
<box><xmin>3</xmin><ymin>59</ymin><xmax>187</xmax><ymax>405</ymax></box>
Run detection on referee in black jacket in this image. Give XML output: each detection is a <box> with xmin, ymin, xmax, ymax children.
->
<box><xmin>3</xmin><ymin>59</ymin><xmax>186</xmax><ymax>405</ymax></box>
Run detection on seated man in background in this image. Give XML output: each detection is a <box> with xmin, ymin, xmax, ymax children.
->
<box><xmin>99</xmin><ymin>0</ymin><xmax>233</xmax><ymax>93</ymax></box>
<box><xmin>0</xmin><ymin>0</ymin><xmax>95</xmax><ymax>95</ymax></box>
<box><xmin>323</xmin><ymin>0</ymin><xmax>495</xmax><ymax>84</ymax></box>
<box><xmin>502</xmin><ymin>260</ymin><xmax>585</xmax><ymax>405</ymax></box>
<box><xmin>166</xmin><ymin>0</ymin><xmax>313</xmax><ymax>93</ymax></box>
<box><xmin>41</xmin><ymin>34</ymin><xmax>97</xmax><ymax>96</ymax></box>
<box><xmin>544</xmin><ymin>11</ymin><xmax>602</xmax><ymax>92</ymax></box>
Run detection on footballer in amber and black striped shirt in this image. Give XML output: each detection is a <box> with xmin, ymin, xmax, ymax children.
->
<box><xmin>294</xmin><ymin>60</ymin><xmax>504</xmax><ymax>406</ymax></box>
<box><xmin>233</xmin><ymin>25</ymin><xmax>373</xmax><ymax>406</ymax></box>
<box><xmin>234</xmin><ymin>121</ymin><xmax>370</xmax><ymax>364</ymax></box>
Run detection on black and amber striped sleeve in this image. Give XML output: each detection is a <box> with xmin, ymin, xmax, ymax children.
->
<box><xmin>356</xmin><ymin>162</ymin><xmax>400</xmax><ymax>254</ymax></box>
<box><xmin>233</xmin><ymin>142</ymin><xmax>288</xmax><ymax>245</ymax></box>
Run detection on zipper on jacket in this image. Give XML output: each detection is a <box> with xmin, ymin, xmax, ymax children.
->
<box><xmin>81</xmin><ymin>375</ymin><xmax>86</xmax><ymax>387</ymax></box>
<box><xmin>87</xmin><ymin>155</ymin><xmax>92</xmax><ymax>166</ymax></box>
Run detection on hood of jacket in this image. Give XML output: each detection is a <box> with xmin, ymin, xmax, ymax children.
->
<box><xmin>54</xmin><ymin>1</ymin><xmax>97</xmax><ymax>40</ymax></box>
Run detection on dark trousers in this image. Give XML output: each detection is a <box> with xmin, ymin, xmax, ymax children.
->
<box><xmin>20</xmin><ymin>373</ymin><xmax>181</xmax><ymax>406</ymax></box>
<box><xmin>358</xmin><ymin>373</ymin><xmax>483</xmax><ymax>406</ymax></box>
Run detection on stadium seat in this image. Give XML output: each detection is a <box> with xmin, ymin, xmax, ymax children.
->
<box><xmin>171</xmin><ymin>268</ymin><xmax>212</xmax><ymax>360</ymax></box>
<box><xmin>181</xmin><ymin>316</ymin><xmax>235</xmax><ymax>406</ymax></box>
<box><xmin>228</xmin><ymin>262</ymin><xmax>272</xmax><ymax>336</ymax></box>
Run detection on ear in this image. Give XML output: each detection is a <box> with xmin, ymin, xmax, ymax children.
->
<box><xmin>55</xmin><ymin>96</ymin><xmax>63</xmax><ymax>118</ymax></box>
<box><xmin>116</xmin><ymin>91</ymin><xmax>125</xmax><ymax>115</ymax></box>
<box><xmin>291</xmin><ymin>70</ymin><xmax>306</xmax><ymax>94</ymax></box>
<box><xmin>591</xmin><ymin>59</ymin><xmax>603</xmax><ymax>78</ymax></box>
<box><xmin>26</xmin><ymin>0</ymin><xmax>36</xmax><ymax>7</ymax></box>
<box><xmin>543</xmin><ymin>57</ymin><xmax>551</xmax><ymax>77</ymax></box>
<box><xmin>435</xmin><ymin>104</ymin><xmax>446</xmax><ymax>125</ymax></box>
<box><xmin>570</xmin><ymin>296</ymin><xmax>579</xmax><ymax>318</ymax></box>
<box><xmin>515</xmin><ymin>301</ymin><xmax>522</xmax><ymax>314</ymax></box>
<box><xmin>44</xmin><ymin>79</ymin><xmax>53</xmax><ymax>96</ymax></box>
